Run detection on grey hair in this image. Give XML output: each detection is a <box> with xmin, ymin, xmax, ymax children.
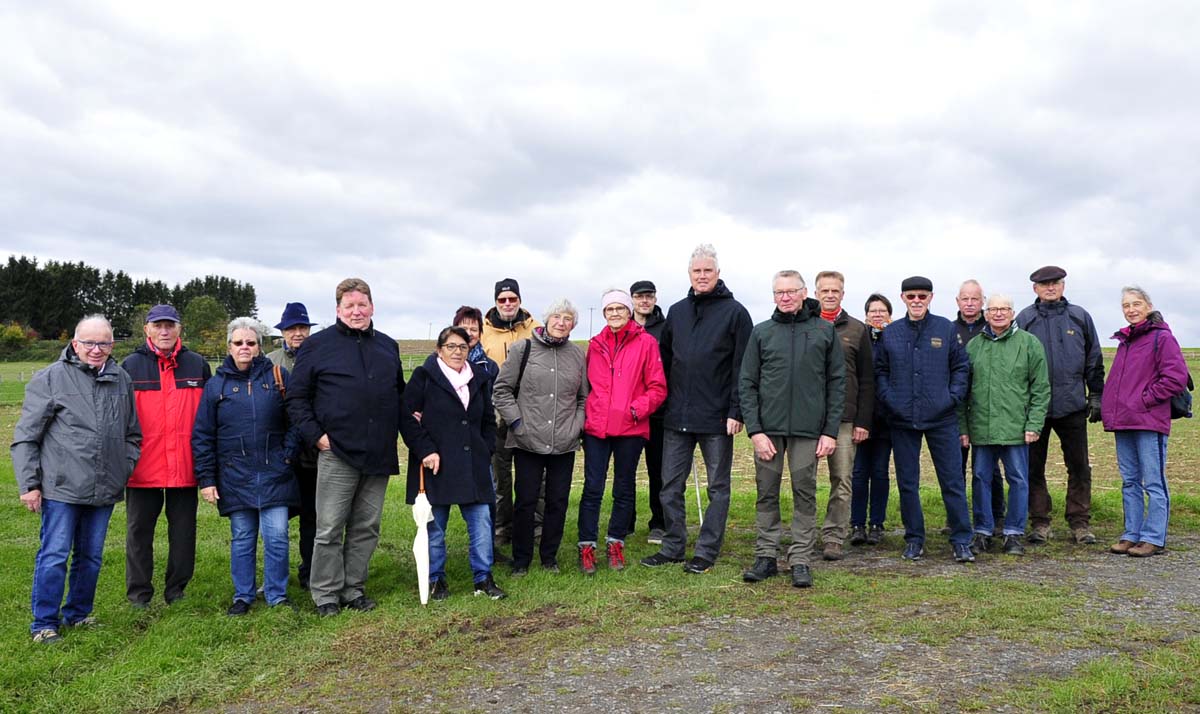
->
<box><xmin>958</xmin><ymin>279</ymin><xmax>983</xmax><ymax>295</ymax></box>
<box><xmin>985</xmin><ymin>293</ymin><xmax>1013</xmax><ymax>310</ymax></box>
<box><xmin>542</xmin><ymin>298</ymin><xmax>579</xmax><ymax>325</ymax></box>
<box><xmin>773</xmin><ymin>270</ymin><xmax>806</xmax><ymax>289</ymax></box>
<box><xmin>1121</xmin><ymin>285</ymin><xmax>1153</xmax><ymax>306</ymax></box>
<box><xmin>226</xmin><ymin>316</ymin><xmax>268</xmax><ymax>343</ymax></box>
<box><xmin>689</xmin><ymin>243</ymin><xmax>719</xmax><ymax>270</ymax></box>
<box><xmin>74</xmin><ymin>314</ymin><xmax>113</xmax><ymax>339</ymax></box>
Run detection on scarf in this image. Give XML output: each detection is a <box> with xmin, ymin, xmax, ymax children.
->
<box><xmin>820</xmin><ymin>308</ymin><xmax>841</xmax><ymax>323</ymax></box>
<box><xmin>147</xmin><ymin>337</ymin><xmax>181</xmax><ymax>372</ymax></box>
<box><xmin>533</xmin><ymin>326</ymin><xmax>569</xmax><ymax>347</ymax></box>
<box><xmin>437</xmin><ymin>356</ymin><xmax>473</xmax><ymax>410</ymax></box>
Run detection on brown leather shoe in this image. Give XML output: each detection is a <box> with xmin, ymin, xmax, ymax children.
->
<box><xmin>1127</xmin><ymin>542</ymin><xmax>1165</xmax><ymax>557</ymax></box>
<box><xmin>1109</xmin><ymin>539</ymin><xmax>1136</xmax><ymax>554</ymax></box>
<box><xmin>822</xmin><ymin>542</ymin><xmax>844</xmax><ymax>561</ymax></box>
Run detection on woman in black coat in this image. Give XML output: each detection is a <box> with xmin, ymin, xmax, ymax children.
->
<box><xmin>400</xmin><ymin>326</ymin><xmax>504</xmax><ymax>601</ymax></box>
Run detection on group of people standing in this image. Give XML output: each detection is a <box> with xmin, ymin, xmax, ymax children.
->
<box><xmin>13</xmin><ymin>247</ymin><xmax>1192</xmax><ymax>643</ymax></box>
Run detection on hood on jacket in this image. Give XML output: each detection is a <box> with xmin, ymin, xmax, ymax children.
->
<box><xmin>687</xmin><ymin>279</ymin><xmax>736</xmax><ymax>303</ymax></box>
<box><xmin>770</xmin><ymin>297</ymin><xmax>820</xmax><ymax>324</ymax></box>
<box><xmin>1113</xmin><ymin>317</ymin><xmax>1171</xmax><ymax>344</ymax></box>
<box><xmin>485</xmin><ymin>307</ymin><xmax>534</xmax><ymax>331</ymax></box>
<box><xmin>592</xmin><ymin>317</ymin><xmax>644</xmax><ymax>345</ymax></box>
<box><xmin>216</xmin><ymin>353</ymin><xmax>274</xmax><ymax>380</ymax></box>
<box><xmin>60</xmin><ymin>343</ymin><xmax>118</xmax><ymax>376</ymax></box>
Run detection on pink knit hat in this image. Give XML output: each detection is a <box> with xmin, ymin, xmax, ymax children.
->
<box><xmin>601</xmin><ymin>289</ymin><xmax>634</xmax><ymax>313</ymax></box>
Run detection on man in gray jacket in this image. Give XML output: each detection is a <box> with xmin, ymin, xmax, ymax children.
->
<box><xmin>12</xmin><ymin>315</ymin><xmax>141</xmax><ymax>644</ymax></box>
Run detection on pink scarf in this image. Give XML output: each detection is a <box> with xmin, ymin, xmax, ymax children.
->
<box><xmin>437</xmin><ymin>357</ymin><xmax>473</xmax><ymax>410</ymax></box>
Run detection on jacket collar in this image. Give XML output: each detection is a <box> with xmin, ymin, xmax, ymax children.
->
<box><xmin>216</xmin><ymin>353</ymin><xmax>272</xmax><ymax>379</ymax></box>
<box><xmin>485</xmin><ymin>307</ymin><xmax>533</xmax><ymax>331</ymax></box>
<box><xmin>770</xmin><ymin>297</ymin><xmax>819</xmax><ymax>324</ymax></box>
<box><xmin>61</xmin><ymin>344</ymin><xmax>117</xmax><ymax>379</ymax></box>
<box><xmin>335</xmin><ymin>318</ymin><xmax>375</xmax><ymax>337</ymax></box>
<box><xmin>421</xmin><ymin>352</ymin><xmax>482</xmax><ymax>398</ymax></box>
<box><xmin>982</xmin><ymin>323</ymin><xmax>1018</xmax><ymax>340</ymax></box>
<box><xmin>687</xmin><ymin>279</ymin><xmax>734</xmax><ymax>303</ymax></box>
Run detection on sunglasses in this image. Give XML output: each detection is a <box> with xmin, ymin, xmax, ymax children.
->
<box><xmin>496</xmin><ymin>296</ymin><xmax>520</xmax><ymax>304</ymax></box>
<box><xmin>903</xmin><ymin>293</ymin><xmax>930</xmax><ymax>301</ymax></box>
<box><xmin>231</xmin><ymin>340</ymin><xmax>258</xmax><ymax>347</ymax></box>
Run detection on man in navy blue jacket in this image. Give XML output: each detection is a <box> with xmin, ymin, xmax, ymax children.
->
<box><xmin>286</xmin><ymin>278</ymin><xmax>405</xmax><ymax>617</ymax></box>
<box><xmin>874</xmin><ymin>277</ymin><xmax>974</xmax><ymax>563</ymax></box>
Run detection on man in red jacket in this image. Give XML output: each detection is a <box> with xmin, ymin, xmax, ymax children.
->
<box><xmin>121</xmin><ymin>305</ymin><xmax>211</xmax><ymax>607</ymax></box>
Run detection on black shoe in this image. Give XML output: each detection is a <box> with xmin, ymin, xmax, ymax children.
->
<box><xmin>345</xmin><ymin>596</ymin><xmax>377</xmax><ymax>612</ymax></box>
<box><xmin>129</xmin><ymin>600</ymin><xmax>151</xmax><ymax>611</ymax></box>
<box><xmin>640</xmin><ymin>551</ymin><xmax>685</xmax><ymax>568</ymax></box>
<box><xmin>1003</xmin><ymin>535</ymin><xmax>1026</xmax><ymax>556</ymax></box>
<box><xmin>430</xmin><ymin>578</ymin><xmax>450</xmax><ymax>601</ymax></box>
<box><xmin>791</xmin><ymin>564</ymin><xmax>813</xmax><ymax>588</ymax></box>
<box><xmin>849</xmin><ymin>526</ymin><xmax>868</xmax><ymax>546</ymax></box>
<box><xmin>683</xmin><ymin>557</ymin><xmax>714</xmax><ymax>574</ymax></box>
<box><xmin>541</xmin><ymin>560</ymin><xmax>559</xmax><ymax>573</ymax></box>
<box><xmin>510</xmin><ymin>565</ymin><xmax>529</xmax><ymax>578</ymax></box>
<box><xmin>473</xmin><ymin>574</ymin><xmax>507</xmax><ymax>600</ymax></box>
<box><xmin>953</xmin><ymin>543</ymin><xmax>976</xmax><ymax>563</ymax></box>
<box><xmin>316</xmin><ymin>603</ymin><xmax>341</xmax><ymax>618</ymax></box>
<box><xmin>866</xmin><ymin>525</ymin><xmax>884</xmax><ymax>545</ymax></box>
<box><xmin>226</xmin><ymin>600</ymin><xmax>252</xmax><ymax>617</ymax></box>
<box><xmin>901</xmin><ymin>543</ymin><xmax>925</xmax><ymax>561</ymax></box>
<box><xmin>270</xmin><ymin>598</ymin><xmax>297</xmax><ymax>610</ymax></box>
<box><xmin>742</xmin><ymin>557</ymin><xmax>779</xmax><ymax>583</ymax></box>
<box><xmin>971</xmin><ymin>533</ymin><xmax>993</xmax><ymax>555</ymax></box>
<box><xmin>493</xmin><ymin>549</ymin><xmax>513</xmax><ymax>565</ymax></box>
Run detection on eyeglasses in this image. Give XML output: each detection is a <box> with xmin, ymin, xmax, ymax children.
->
<box><xmin>773</xmin><ymin>289</ymin><xmax>802</xmax><ymax>298</ymax></box>
<box><xmin>985</xmin><ymin>307</ymin><xmax>1013</xmax><ymax>314</ymax></box>
<box><xmin>496</xmin><ymin>296</ymin><xmax>520</xmax><ymax>305</ymax></box>
<box><xmin>903</xmin><ymin>293</ymin><xmax>930</xmax><ymax>301</ymax></box>
<box><xmin>603</xmin><ymin>306</ymin><xmax>629</xmax><ymax>315</ymax></box>
<box><xmin>441</xmin><ymin>343</ymin><xmax>469</xmax><ymax>353</ymax></box>
<box><xmin>231</xmin><ymin>340</ymin><xmax>258</xmax><ymax>347</ymax></box>
<box><xmin>76</xmin><ymin>340</ymin><xmax>114</xmax><ymax>351</ymax></box>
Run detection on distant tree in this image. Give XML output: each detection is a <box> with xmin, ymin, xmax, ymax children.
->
<box><xmin>127</xmin><ymin>303</ymin><xmax>154</xmax><ymax>340</ymax></box>
<box><xmin>182</xmin><ymin>296</ymin><xmax>229</xmax><ymax>358</ymax></box>
<box><xmin>133</xmin><ymin>279</ymin><xmax>173</xmax><ymax>308</ymax></box>
<box><xmin>0</xmin><ymin>255</ymin><xmax>44</xmax><ymax>328</ymax></box>
<box><xmin>0</xmin><ymin>321</ymin><xmax>33</xmax><ymax>354</ymax></box>
<box><xmin>99</xmin><ymin>270</ymin><xmax>136</xmax><ymax>336</ymax></box>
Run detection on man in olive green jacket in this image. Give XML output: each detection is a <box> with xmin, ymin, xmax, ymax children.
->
<box><xmin>739</xmin><ymin>270</ymin><xmax>845</xmax><ymax>588</ymax></box>
<box><xmin>959</xmin><ymin>293</ymin><xmax>1050</xmax><ymax>556</ymax></box>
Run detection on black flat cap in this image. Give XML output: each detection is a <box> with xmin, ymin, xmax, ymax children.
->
<box><xmin>900</xmin><ymin>276</ymin><xmax>934</xmax><ymax>292</ymax></box>
<box><xmin>1029</xmin><ymin>265</ymin><xmax>1067</xmax><ymax>283</ymax></box>
<box><xmin>629</xmin><ymin>280</ymin><xmax>656</xmax><ymax>295</ymax></box>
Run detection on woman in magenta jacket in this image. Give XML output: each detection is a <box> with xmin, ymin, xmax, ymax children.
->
<box><xmin>577</xmin><ymin>289</ymin><xmax>668</xmax><ymax>574</ymax></box>
<box><xmin>1101</xmin><ymin>287</ymin><xmax>1189</xmax><ymax>557</ymax></box>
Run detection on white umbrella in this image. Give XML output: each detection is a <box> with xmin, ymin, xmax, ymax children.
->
<box><xmin>412</xmin><ymin>465</ymin><xmax>434</xmax><ymax>605</ymax></box>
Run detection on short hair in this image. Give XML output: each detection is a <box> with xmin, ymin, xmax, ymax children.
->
<box><xmin>335</xmin><ymin>278</ymin><xmax>372</xmax><ymax>305</ymax></box>
<box><xmin>74</xmin><ymin>314</ymin><xmax>113</xmax><ymax>339</ymax></box>
<box><xmin>985</xmin><ymin>293</ymin><xmax>1013</xmax><ymax>310</ymax></box>
<box><xmin>453</xmin><ymin>305</ymin><xmax>484</xmax><ymax>327</ymax></box>
<box><xmin>436</xmin><ymin>326</ymin><xmax>470</xmax><ymax>348</ymax></box>
<box><xmin>958</xmin><ymin>279</ymin><xmax>983</xmax><ymax>298</ymax></box>
<box><xmin>226</xmin><ymin>317</ymin><xmax>268</xmax><ymax>344</ymax></box>
<box><xmin>864</xmin><ymin>293</ymin><xmax>893</xmax><ymax>316</ymax></box>
<box><xmin>542</xmin><ymin>297</ymin><xmax>579</xmax><ymax>325</ymax></box>
<box><xmin>773</xmin><ymin>270</ymin><xmax>806</xmax><ymax>289</ymax></box>
<box><xmin>814</xmin><ymin>270</ymin><xmax>845</xmax><ymax>286</ymax></box>
<box><xmin>1121</xmin><ymin>285</ymin><xmax>1153</xmax><ymax>306</ymax></box>
<box><xmin>689</xmin><ymin>243</ymin><xmax>719</xmax><ymax>270</ymax></box>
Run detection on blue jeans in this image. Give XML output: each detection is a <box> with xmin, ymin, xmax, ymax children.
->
<box><xmin>31</xmin><ymin>499</ymin><xmax>114</xmax><ymax>633</ymax></box>
<box><xmin>971</xmin><ymin>444</ymin><xmax>1029</xmax><ymax>537</ymax></box>
<box><xmin>891</xmin><ymin>422</ymin><xmax>972</xmax><ymax>546</ymax></box>
<box><xmin>1115</xmin><ymin>431</ymin><xmax>1170</xmax><ymax>547</ymax></box>
<box><xmin>579</xmin><ymin>434</ymin><xmax>644</xmax><ymax>545</ymax></box>
<box><xmin>229</xmin><ymin>507</ymin><xmax>290</xmax><ymax>605</ymax></box>
<box><xmin>660</xmin><ymin>430</ymin><xmax>733</xmax><ymax>562</ymax></box>
<box><xmin>850</xmin><ymin>437</ymin><xmax>891</xmax><ymax>528</ymax></box>
<box><xmin>429</xmin><ymin>503</ymin><xmax>493</xmax><ymax>583</ymax></box>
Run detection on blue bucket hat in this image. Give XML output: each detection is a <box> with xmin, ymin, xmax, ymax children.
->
<box><xmin>275</xmin><ymin>302</ymin><xmax>316</xmax><ymax>330</ymax></box>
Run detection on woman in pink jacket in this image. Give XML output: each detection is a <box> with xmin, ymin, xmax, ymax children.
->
<box><xmin>577</xmin><ymin>289</ymin><xmax>668</xmax><ymax>574</ymax></box>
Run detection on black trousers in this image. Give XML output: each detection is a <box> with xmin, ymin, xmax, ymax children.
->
<box><xmin>629</xmin><ymin>419</ymin><xmax>665</xmax><ymax>533</ymax></box>
<box><xmin>512</xmin><ymin>450</ymin><xmax>575</xmax><ymax>568</ymax></box>
<box><xmin>294</xmin><ymin>463</ymin><xmax>318</xmax><ymax>584</ymax></box>
<box><xmin>125</xmin><ymin>487</ymin><xmax>197</xmax><ymax>604</ymax></box>
<box><xmin>1027</xmin><ymin>409</ymin><xmax>1092</xmax><ymax>530</ymax></box>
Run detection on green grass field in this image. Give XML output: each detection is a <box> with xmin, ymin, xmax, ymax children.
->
<box><xmin>1</xmin><ymin>352</ymin><xmax>1198</xmax><ymax>712</ymax></box>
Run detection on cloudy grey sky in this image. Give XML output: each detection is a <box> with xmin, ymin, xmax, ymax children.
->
<box><xmin>3</xmin><ymin>2</ymin><xmax>1198</xmax><ymax>344</ymax></box>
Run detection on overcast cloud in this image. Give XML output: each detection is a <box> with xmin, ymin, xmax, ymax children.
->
<box><xmin>2</xmin><ymin>1</ymin><xmax>1197</xmax><ymax>344</ymax></box>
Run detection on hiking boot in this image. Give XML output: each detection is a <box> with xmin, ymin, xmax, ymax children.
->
<box><xmin>64</xmin><ymin>616</ymin><xmax>100</xmax><ymax>628</ymax></box>
<box><xmin>1127</xmin><ymin>542</ymin><xmax>1165</xmax><ymax>558</ymax></box>
<box><xmin>822</xmin><ymin>542</ymin><xmax>844</xmax><ymax>561</ymax></box>
<box><xmin>866</xmin><ymin>525</ymin><xmax>884</xmax><ymax>545</ymax></box>
<box><xmin>992</xmin><ymin>525</ymin><xmax>1004</xmax><ymax>537</ymax></box>
<box><xmin>953</xmin><ymin>543</ymin><xmax>976</xmax><ymax>563</ymax></box>
<box><xmin>227</xmin><ymin>600</ymin><xmax>252</xmax><ymax>617</ymax></box>
<box><xmin>849</xmin><ymin>526</ymin><xmax>868</xmax><ymax>546</ymax></box>
<box><xmin>640</xmin><ymin>551</ymin><xmax>684</xmax><ymax>568</ymax></box>
<box><xmin>901</xmin><ymin>543</ymin><xmax>924</xmax><ymax>561</ymax></box>
<box><xmin>647</xmin><ymin>529</ymin><xmax>665</xmax><ymax>545</ymax></box>
<box><xmin>578</xmin><ymin>543</ymin><xmax>597</xmax><ymax>575</ymax></box>
<box><xmin>430</xmin><ymin>578</ymin><xmax>450</xmax><ymax>601</ymax></box>
<box><xmin>473</xmin><ymin>574</ymin><xmax>507</xmax><ymax>600</ymax></box>
<box><xmin>1002</xmin><ymin>535</ymin><xmax>1025</xmax><ymax>556</ymax></box>
<box><xmin>316</xmin><ymin>603</ymin><xmax>341</xmax><ymax>617</ymax></box>
<box><xmin>1072</xmin><ymin>527</ymin><xmax>1097</xmax><ymax>545</ymax></box>
<box><xmin>742</xmin><ymin>557</ymin><xmax>779</xmax><ymax>583</ymax></box>
<box><xmin>606</xmin><ymin>541</ymin><xmax>626</xmax><ymax>571</ymax></box>
<box><xmin>791</xmin><ymin>564</ymin><xmax>813</xmax><ymax>588</ymax></box>
<box><xmin>1027</xmin><ymin>525</ymin><xmax>1051</xmax><ymax>544</ymax></box>
<box><xmin>683</xmin><ymin>557</ymin><xmax>714</xmax><ymax>574</ymax></box>
<box><xmin>32</xmin><ymin>628</ymin><xmax>61</xmax><ymax>644</ymax></box>
<box><xmin>1109</xmin><ymin>539</ymin><xmax>1137</xmax><ymax>555</ymax></box>
<box><xmin>345</xmin><ymin>596</ymin><xmax>377</xmax><ymax>612</ymax></box>
<box><xmin>971</xmin><ymin>533</ymin><xmax>993</xmax><ymax>555</ymax></box>
<box><xmin>510</xmin><ymin>565</ymin><xmax>529</xmax><ymax>578</ymax></box>
<box><xmin>541</xmin><ymin>560</ymin><xmax>560</xmax><ymax>573</ymax></box>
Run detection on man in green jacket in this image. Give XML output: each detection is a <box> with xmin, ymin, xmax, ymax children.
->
<box><xmin>959</xmin><ymin>293</ymin><xmax>1050</xmax><ymax>556</ymax></box>
<box><xmin>739</xmin><ymin>270</ymin><xmax>845</xmax><ymax>588</ymax></box>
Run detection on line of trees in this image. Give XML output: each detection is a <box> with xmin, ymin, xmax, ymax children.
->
<box><xmin>0</xmin><ymin>256</ymin><xmax>257</xmax><ymax>350</ymax></box>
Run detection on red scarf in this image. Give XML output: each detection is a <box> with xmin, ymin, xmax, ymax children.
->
<box><xmin>147</xmin><ymin>337</ymin><xmax>182</xmax><ymax>372</ymax></box>
<box><xmin>820</xmin><ymin>308</ymin><xmax>841</xmax><ymax>323</ymax></box>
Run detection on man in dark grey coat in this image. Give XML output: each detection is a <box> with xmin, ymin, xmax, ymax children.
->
<box><xmin>12</xmin><ymin>315</ymin><xmax>141</xmax><ymax>644</ymax></box>
<box><xmin>629</xmin><ymin>279</ymin><xmax>667</xmax><ymax>543</ymax></box>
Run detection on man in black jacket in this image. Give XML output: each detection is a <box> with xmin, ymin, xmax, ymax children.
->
<box><xmin>641</xmin><ymin>245</ymin><xmax>753</xmax><ymax>574</ymax></box>
<box><xmin>630</xmin><ymin>279</ymin><xmax>667</xmax><ymax>543</ymax></box>
<box><xmin>286</xmin><ymin>278</ymin><xmax>406</xmax><ymax>617</ymax></box>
